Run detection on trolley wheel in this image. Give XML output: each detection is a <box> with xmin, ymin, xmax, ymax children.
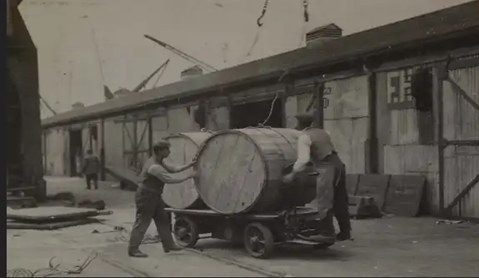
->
<box><xmin>313</xmin><ymin>242</ymin><xmax>334</xmax><ymax>250</ymax></box>
<box><xmin>244</xmin><ymin>222</ymin><xmax>274</xmax><ymax>259</ymax></box>
<box><xmin>173</xmin><ymin>216</ymin><xmax>199</xmax><ymax>248</ymax></box>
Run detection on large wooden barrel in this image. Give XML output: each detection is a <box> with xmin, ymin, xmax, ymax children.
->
<box><xmin>162</xmin><ymin>131</ymin><xmax>213</xmax><ymax>209</ymax></box>
<box><xmin>195</xmin><ymin>127</ymin><xmax>316</xmax><ymax>214</ymax></box>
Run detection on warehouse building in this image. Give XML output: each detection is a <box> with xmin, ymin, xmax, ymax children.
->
<box><xmin>42</xmin><ymin>2</ymin><xmax>479</xmax><ymax>219</ymax></box>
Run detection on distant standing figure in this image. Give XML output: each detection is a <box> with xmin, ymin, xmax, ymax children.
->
<box><xmin>82</xmin><ymin>150</ymin><xmax>101</xmax><ymax>190</ymax></box>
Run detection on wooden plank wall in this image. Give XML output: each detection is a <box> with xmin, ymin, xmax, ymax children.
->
<box><xmin>44</xmin><ymin>128</ymin><xmax>69</xmax><ymax>176</ymax></box>
<box><xmin>285</xmin><ymin>75</ymin><xmax>370</xmax><ymax>174</ymax></box>
<box><xmin>376</xmin><ymin>68</ymin><xmax>439</xmax><ymax>214</ymax></box>
<box><xmin>442</xmin><ymin>65</ymin><xmax>479</xmax><ymax>218</ymax></box>
<box><xmin>103</xmin><ymin>117</ymin><xmax>124</xmax><ymax>181</ymax></box>
<box><xmin>167</xmin><ymin>104</ymin><xmax>201</xmax><ymax>133</ymax></box>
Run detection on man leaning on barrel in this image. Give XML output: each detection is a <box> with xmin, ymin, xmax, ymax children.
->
<box><xmin>282</xmin><ymin>113</ymin><xmax>352</xmax><ymax>242</ymax></box>
<box><xmin>128</xmin><ymin>140</ymin><xmax>197</xmax><ymax>258</ymax></box>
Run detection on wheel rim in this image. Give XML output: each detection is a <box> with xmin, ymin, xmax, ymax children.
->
<box><xmin>245</xmin><ymin>226</ymin><xmax>267</xmax><ymax>255</ymax></box>
<box><xmin>174</xmin><ymin>219</ymin><xmax>194</xmax><ymax>245</ymax></box>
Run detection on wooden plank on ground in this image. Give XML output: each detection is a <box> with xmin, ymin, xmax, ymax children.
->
<box><xmin>6</xmin><ymin>207</ymin><xmax>100</xmax><ymax>223</ymax></box>
<box><xmin>346</xmin><ymin>174</ymin><xmax>360</xmax><ymax>195</ymax></box>
<box><xmin>356</xmin><ymin>174</ymin><xmax>391</xmax><ymax>210</ymax></box>
<box><xmin>7</xmin><ymin>218</ymin><xmax>97</xmax><ymax>230</ymax></box>
<box><xmin>383</xmin><ymin>175</ymin><xmax>426</xmax><ymax>217</ymax></box>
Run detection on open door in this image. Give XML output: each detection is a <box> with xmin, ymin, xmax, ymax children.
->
<box><xmin>69</xmin><ymin>130</ymin><xmax>82</xmax><ymax>177</ymax></box>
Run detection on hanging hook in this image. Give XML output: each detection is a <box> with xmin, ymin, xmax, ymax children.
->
<box><xmin>257</xmin><ymin>0</ymin><xmax>269</xmax><ymax>27</ymax></box>
<box><xmin>303</xmin><ymin>0</ymin><xmax>309</xmax><ymax>22</ymax></box>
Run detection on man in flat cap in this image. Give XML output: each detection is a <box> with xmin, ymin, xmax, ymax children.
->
<box><xmin>128</xmin><ymin>139</ymin><xmax>197</xmax><ymax>258</ymax></box>
<box><xmin>283</xmin><ymin>113</ymin><xmax>352</xmax><ymax>241</ymax></box>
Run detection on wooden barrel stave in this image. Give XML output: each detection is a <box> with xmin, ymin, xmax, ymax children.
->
<box><xmin>195</xmin><ymin>128</ymin><xmax>314</xmax><ymax>214</ymax></box>
<box><xmin>162</xmin><ymin>131</ymin><xmax>213</xmax><ymax>209</ymax></box>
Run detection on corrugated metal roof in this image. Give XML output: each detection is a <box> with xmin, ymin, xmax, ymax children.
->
<box><xmin>42</xmin><ymin>1</ymin><xmax>479</xmax><ymax>128</ymax></box>
<box><xmin>307</xmin><ymin>23</ymin><xmax>342</xmax><ymax>35</ymax></box>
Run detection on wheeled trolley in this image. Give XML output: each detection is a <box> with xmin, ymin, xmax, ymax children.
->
<box><xmin>165</xmin><ymin>207</ymin><xmax>335</xmax><ymax>259</ymax></box>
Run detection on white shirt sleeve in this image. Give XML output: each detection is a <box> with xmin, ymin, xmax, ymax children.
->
<box><xmin>292</xmin><ymin>133</ymin><xmax>312</xmax><ymax>173</ymax></box>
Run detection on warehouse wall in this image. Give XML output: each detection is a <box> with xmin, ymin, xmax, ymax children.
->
<box><xmin>44</xmin><ymin>128</ymin><xmax>69</xmax><ymax>176</ymax></box>
<box><xmin>441</xmin><ymin>61</ymin><xmax>479</xmax><ymax>218</ymax></box>
<box><xmin>376</xmin><ymin>67</ymin><xmax>440</xmax><ymax>213</ymax></box>
<box><xmin>285</xmin><ymin>74</ymin><xmax>370</xmax><ymax>174</ymax></box>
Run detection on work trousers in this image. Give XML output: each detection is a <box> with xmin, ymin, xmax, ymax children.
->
<box><xmin>310</xmin><ymin>153</ymin><xmax>351</xmax><ymax>234</ymax></box>
<box><xmin>85</xmin><ymin>173</ymin><xmax>98</xmax><ymax>189</ymax></box>
<box><xmin>128</xmin><ymin>187</ymin><xmax>175</xmax><ymax>251</ymax></box>
<box><xmin>325</xmin><ymin>153</ymin><xmax>351</xmax><ymax>234</ymax></box>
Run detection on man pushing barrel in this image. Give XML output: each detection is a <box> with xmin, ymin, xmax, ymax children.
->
<box><xmin>128</xmin><ymin>140</ymin><xmax>197</xmax><ymax>258</ymax></box>
<box><xmin>283</xmin><ymin>113</ymin><xmax>352</xmax><ymax>241</ymax></box>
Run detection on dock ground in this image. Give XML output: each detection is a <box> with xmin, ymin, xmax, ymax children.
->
<box><xmin>7</xmin><ymin>177</ymin><xmax>479</xmax><ymax>277</ymax></box>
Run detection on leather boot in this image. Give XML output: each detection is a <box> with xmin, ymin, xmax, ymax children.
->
<box><xmin>128</xmin><ymin>249</ymin><xmax>148</xmax><ymax>258</ymax></box>
<box><xmin>163</xmin><ymin>244</ymin><xmax>183</xmax><ymax>253</ymax></box>
<box><xmin>336</xmin><ymin>231</ymin><xmax>352</xmax><ymax>241</ymax></box>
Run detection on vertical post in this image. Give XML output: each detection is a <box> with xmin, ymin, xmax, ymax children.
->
<box><xmin>100</xmin><ymin>119</ymin><xmax>106</xmax><ymax>181</ymax></box>
<box><xmin>147</xmin><ymin>113</ymin><xmax>153</xmax><ymax>157</ymax></box>
<box><xmin>366</xmin><ymin>72</ymin><xmax>379</xmax><ymax>174</ymax></box>
<box><xmin>42</xmin><ymin>131</ymin><xmax>47</xmax><ymax>175</ymax></box>
<box><xmin>433</xmin><ymin>66</ymin><xmax>445</xmax><ymax>214</ymax></box>
<box><xmin>133</xmin><ymin>117</ymin><xmax>138</xmax><ymax>170</ymax></box>
<box><xmin>316</xmin><ymin>82</ymin><xmax>325</xmax><ymax>129</ymax></box>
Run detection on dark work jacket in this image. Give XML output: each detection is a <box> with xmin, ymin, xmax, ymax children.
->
<box><xmin>83</xmin><ymin>155</ymin><xmax>100</xmax><ymax>175</ymax></box>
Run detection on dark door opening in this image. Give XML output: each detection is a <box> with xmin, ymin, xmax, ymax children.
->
<box><xmin>230</xmin><ymin>98</ymin><xmax>283</xmax><ymax>128</ymax></box>
<box><xmin>7</xmin><ymin>74</ymin><xmax>23</xmax><ymax>189</ymax></box>
<box><xmin>69</xmin><ymin>130</ymin><xmax>83</xmax><ymax>177</ymax></box>
<box><xmin>89</xmin><ymin>125</ymin><xmax>98</xmax><ymax>152</ymax></box>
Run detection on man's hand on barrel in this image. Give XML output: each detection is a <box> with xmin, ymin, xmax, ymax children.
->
<box><xmin>189</xmin><ymin>170</ymin><xmax>198</xmax><ymax>179</ymax></box>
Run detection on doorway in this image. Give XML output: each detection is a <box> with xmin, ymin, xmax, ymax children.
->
<box><xmin>230</xmin><ymin>98</ymin><xmax>283</xmax><ymax>128</ymax></box>
<box><xmin>7</xmin><ymin>74</ymin><xmax>23</xmax><ymax>189</ymax></box>
<box><xmin>69</xmin><ymin>129</ymin><xmax>82</xmax><ymax>177</ymax></box>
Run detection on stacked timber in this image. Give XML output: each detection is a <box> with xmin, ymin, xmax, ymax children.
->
<box><xmin>194</xmin><ymin>127</ymin><xmax>317</xmax><ymax>214</ymax></box>
<box><xmin>162</xmin><ymin>131</ymin><xmax>213</xmax><ymax>209</ymax></box>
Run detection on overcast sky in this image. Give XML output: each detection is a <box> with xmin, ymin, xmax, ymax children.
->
<box><xmin>19</xmin><ymin>0</ymin><xmax>472</xmax><ymax>118</ymax></box>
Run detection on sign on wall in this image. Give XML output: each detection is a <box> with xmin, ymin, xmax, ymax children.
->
<box><xmin>387</xmin><ymin>68</ymin><xmax>415</xmax><ymax>110</ymax></box>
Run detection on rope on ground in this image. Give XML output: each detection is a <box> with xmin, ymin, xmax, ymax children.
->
<box><xmin>7</xmin><ymin>252</ymin><xmax>98</xmax><ymax>277</ymax></box>
<box><xmin>99</xmin><ymin>226</ymin><xmax>160</xmax><ymax>244</ymax></box>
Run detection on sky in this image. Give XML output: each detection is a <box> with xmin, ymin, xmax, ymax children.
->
<box><xmin>18</xmin><ymin>0</ymin><xmax>473</xmax><ymax>118</ymax></box>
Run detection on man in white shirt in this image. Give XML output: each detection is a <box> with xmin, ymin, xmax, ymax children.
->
<box><xmin>283</xmin><ymin>113</ymin><xmax>352</xmax><ymax>241</ymax></box>
<box><xmin>128</xmin><ymin>140</ymin><xmax>197</xmax><ymax>258</ymax></box>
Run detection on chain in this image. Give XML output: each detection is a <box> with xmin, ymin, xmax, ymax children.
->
<box><xmin>303</xmin><ymin>0</ymin><xmax>309</xmax><ymax>22</ymax></box>
<box><xmin>257</xmin><ymin>0</ymin><xmax>270</xmax><ymax>27</ymax></box>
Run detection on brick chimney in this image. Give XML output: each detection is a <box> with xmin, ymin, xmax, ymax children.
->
<box><xmin>306</xmin><ymin>23</ymin><xmax>342</xmax><ymax>49</ymax></box>
<box><xmin>181</xmin><ymin>66</ymin><xmax>203</xmax><ymax>81</ymax></box>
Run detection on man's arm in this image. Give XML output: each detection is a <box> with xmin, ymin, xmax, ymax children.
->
<box><xmin>148</xmin><ymin>164</ymin><xmax>195</xmax><ymax>184</ymax></box>
<box><xmin>291</xmin><ymin>134</ymin><xmax>312</xmax><ymax>174</ymax></box>
<box><xmin>160</xmin><ymin>160</ymin><xmax>194</xmax><ymax>173</ymax></box>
